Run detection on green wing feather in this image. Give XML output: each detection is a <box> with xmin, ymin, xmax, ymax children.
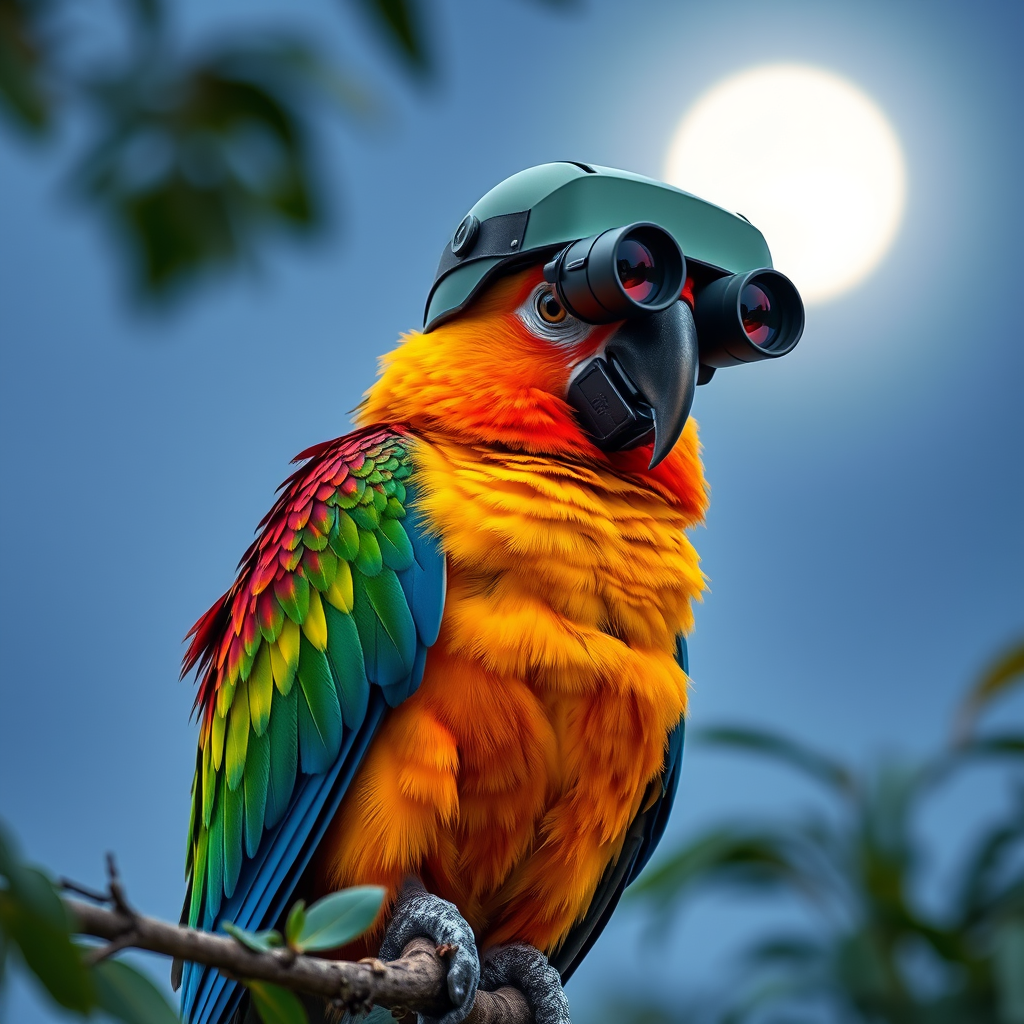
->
<box><xmin>265</xmin><ymin>683</ymin><xmax>297</xmax><ymax>831</ymax></box>
<box><xmin>323</xmin><ymin>602</ymin><xmax>370</xmax><ymax>729</ymax></box>
<box><xmin>222</xmin><ymin>775</ymin><xmax>244</xmax><ymax>899</ymax></box>
<box><xmin>352</xmin><ymin>569</ymin><xmax>417</xmax><ymax>688</ymax></box>
<box><xmin>296</xmin><ymin>634</ymin><xmax>343</xmax><ymax>774</ymax></box>
<box><xmin>243</xmin><ymin>731</ymin><xmax>270</xmax><ymax>858</ymax></box>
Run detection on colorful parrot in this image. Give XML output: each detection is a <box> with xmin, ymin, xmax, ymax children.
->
<box><xmin>176</xmin><ymin>162</ymin><xmax>804</xmax><ymax>1024</ymax></box>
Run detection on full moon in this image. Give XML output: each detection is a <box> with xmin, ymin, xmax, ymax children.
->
<box><xmin>664</xmin><ymin>64</ymin><xmax>906</xmax><ymax>304</ymax></box>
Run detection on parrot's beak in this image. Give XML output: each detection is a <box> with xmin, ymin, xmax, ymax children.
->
<box><xmin>605</xmin><ymin>301</ymin><xmax>699</xmax><ymax>468</ymax></box>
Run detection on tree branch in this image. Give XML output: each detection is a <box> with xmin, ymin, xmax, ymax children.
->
<box><xmin>66</xmin><ymin>898</ymin><xmax>531</xmax><ymax>1024</ymax></box>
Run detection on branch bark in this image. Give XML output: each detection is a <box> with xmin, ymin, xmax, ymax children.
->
<box><xmin>66</xmin><ymin>898</ymin><xmax>530</xmax><ymax>1024</ymax></box>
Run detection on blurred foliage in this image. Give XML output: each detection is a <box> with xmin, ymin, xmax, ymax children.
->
<box><xmin>352</xmin><ymin>0</ymin><xmax>431</xmax><ymax>75</ymax></box>
<box><xmin>76</xmin><ymin>33</ymin><xmax>343</xmax><ymax>293</ymax></box>
<box><xmin>0</xmin><ymin>0</ymin><xmax>573</xmax><ymax>302</ymax></box>
<box><xmin>0</xmin><ymin>0</ymin><xmax>52</xmax><ymax>132</ymax></box>
<box><xmin>245</xmin><ymin>980</ymin><xmax>308</xmax><ymax>1024</ymax></box>
<box><xmin>0</xmin><ymin>0</ymin><xmax>360</xmax><ymax>296</ymax></box>
<box><xmin>957</xmin><ymin>635</ymin><xmax>1024</xmax><ymax>741</ymax></box>
<box><xmin>0</xmin><ymin>819</ymin><xmax>386</xmax><ymax>1024</ymax></box>
<box><xmin>0</xmin><ymin>821</ymin><xmax>178</xmax><ymax>1023</ymax></box>
<box><xmin>618</xmin><ymin>640</ymin><xmax>1024</xmax><ymax>1024</ymax></box>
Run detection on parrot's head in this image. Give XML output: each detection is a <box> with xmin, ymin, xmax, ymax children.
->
<box><xmin>360</xmin><ymin>163</ymin><xmax>804</xmax><ymax>471</ymax></box>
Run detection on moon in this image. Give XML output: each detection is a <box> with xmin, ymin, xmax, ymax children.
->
<box><xmin>664</xmin><ymin>64</ymin><xmax>907</xmax><ymax>304</ymax></box>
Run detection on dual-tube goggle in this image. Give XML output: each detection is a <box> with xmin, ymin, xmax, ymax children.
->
<box><xmin>542</xmin><ymin>220</ymin><xmax>804</xmax><ymax>366</ymax></box>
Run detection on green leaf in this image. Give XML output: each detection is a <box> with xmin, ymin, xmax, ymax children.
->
<box><xmin>92</xmin><ymin>958</ymin><xmax>180</xmax><ymax>1024</ymax></box>
<box><xmin>0</xmin><ymin>825</ymin><xmax>66</xmax><ymax>930</ymax></box>
<box><xmin>0</xmin><ymin>0</ymin><xmax>52</xmax><ymax>133</ymax></box>
<box><xmin>246</xmin><ymin>979</ymin><xmax>309</xmax><ymax>1024</ymax></box>
<box><xmin>625</xmin><ymin>827</ymin><xmax>821</xmax><ymax>933</ymax></box>
<box><xmin>0</xmin><ymin>817</ymin><xmax>20</xmax><ymax>880</ymax></box>
<box><xmin>0</xmin><ymin>917</ymin><xmax>8</xmax><ymax>990</ymax></box>
<box><xmin>698</xmin><ymin>725</ymin><xmax>855</xmax><ymax>795</ymax></box>
<box><xmin>955</xmin><ymin>788</ymin><xmax>1024</xmax><ymax>922</ymax></box>
<box><xmin>742</xmin><ymin>934</ymin><xmax>827</xmax><ymax>968</ymax></box>
<box><xmin>0</xmin><ymin>891</ymin><xmax>94</xmax><ymax>1012</ymax></box>
<box><xmin>284</xmin><ymin>900</ymin><xmax>306</xmax><ymax>947</ymax></box>
<box><xmin>222</xmin><ymin>921</ymin><xmax>283</xmax><ymax>954</ymax></box>
<box><xmin>955</xmin><ymin>734</ymin><xmax>1024</xmax><ymax>760</ymax></box>
<box><xmin>995</xmin><ymin>918</ymin><xmax>1024</xmax><ymax>1024</ymax></box>
<box><xmin>293</xmin><ymin>886</ymin><xmax>385</xmax><ymax>953</ymax></box>
<box><xmin>928</xmin><ymin>734</ymin><xmax>1024</xmax><ymax>793</ymax></box>
<box><xmin>957</xmin><ymin>636</ymin><xmax>1024</xmax><ymax>738</ymax></box>
<box><xmin>351</xmin><ymin>0</ymin><xmax>430</xmax><ymax>74</ymax></box>
<box><xmin>13</xmin><ymin>866</ymin><xmax>69</xmax><ymax>931</ymax></box>
<box><xmin>0</xmin><ymin>832</ymin><xmax>94</xmax><ymax>1013</ymax></box>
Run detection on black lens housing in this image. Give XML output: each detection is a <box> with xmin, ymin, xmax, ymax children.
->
<box><xmin>544</xmin><ymin>223</ymin><xmax>685</xmax><ymax>324</ymax></box>
<box><xmin>693</xmin><ymin>268</ymin><xmax>804</xmax><ymax>368</ymax></box>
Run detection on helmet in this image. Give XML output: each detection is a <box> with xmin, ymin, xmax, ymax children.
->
<box><xmin>424</xmin><ymin>161</ymin><xmax>773</xmax><ymax>331</ymax></box>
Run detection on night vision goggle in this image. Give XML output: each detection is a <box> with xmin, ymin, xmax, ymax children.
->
<box><xmin>425</xmin><ymin>162</ymin><xmax>805</xmax><ymax>464</ymax></box>
<box><xmin>540</xmin><ymin>220</ymin><xmax>803</xmax><ymax>367</ymax></box>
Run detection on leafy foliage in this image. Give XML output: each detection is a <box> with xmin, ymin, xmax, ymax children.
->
<box><xmin>289</xmin><ymin>886</ymin><xmax>385</xmax><ymax>952</ymax></box>
<box><xmin>0</xmin><ymin>0</ymin><xmax>576</xmax><ymax>303</ymax></box>
<box><xmin>221</xmin><ymin>886</ymin><xmax>384</xmax><ymax>1023</ymax></box>
<box><xmin>221</xmin><ymin>921</ymin><xmax>283</xmax><ymax>954</ymax></box>
<box><xmin>74</xmin><ymin>33</ymin><xmax>338</xmax><ymax>294</ymax></box>
<box><xmin>620</xmin><ymin>655</ymin><xmax>1024</xmax><ymax>1024</ymax></box>
<box><xmin>285</xmin><ymin>899</ymin><xmax>307</xmax><ymax>948</ymax></box>
<box><xmin>246</xmin><ymin>980</ymin><xmax>309</xmax><ymax>1024</ymax></box>
<box><xmin>93</xmin><ymin>958</ymin><xmax>182</xmax><ymax>1024</ymax></box>
<box><xmin>352</xmin><ymin>0</ymin><xmax>430</xmax><ymax>75</ymax></box>
<box><xmin>1</xmin><ymin>818</ymin><xmax>385</xmax><ymax>1024</ymax></box>
<box><xmin>957</xmin><ymin>635</ymin><xmax>1024</xmax><ymax>740</ymax></box>
<box><xmin>0</xmin><ymin>0</ymin><xmax>52</xmax><ymax>132</ymax></box>
<box><xmin>0</xmin><ymin>822</ymin><xmax>178</xmax><ymax>1023</ymax></box>
<box><xmin>223</xmin><ymin>885</ymin><xmax>385</xmax><ymax>956</ymax></box>
<box><xmin>0</xmin><ymin>1</ymin><xmax>355</xmax><ymax>297</ymax></box>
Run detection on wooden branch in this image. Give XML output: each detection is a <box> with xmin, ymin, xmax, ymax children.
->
<box><xmin>66</xmin><ymin>898</ymin><xmax>530</xmax><ymax>1024</ymax></box>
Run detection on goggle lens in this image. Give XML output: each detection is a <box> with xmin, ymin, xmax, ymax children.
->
<box><xmin>740</xmin><ymin>283</ymin><xmax>779</xmax><ymax>347</ymax></box>
<box><xmin>616</xmin><ymin>239</ymin><xmax>660</xmax><ymax>303</ymax></box>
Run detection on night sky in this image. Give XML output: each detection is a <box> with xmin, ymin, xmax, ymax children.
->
<box><xmin>1</xmin><ymin>1</ymin><xmax>1021</xmax><ymax>1020</ymax></box>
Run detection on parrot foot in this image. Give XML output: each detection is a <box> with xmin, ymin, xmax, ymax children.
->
<box><xmin>379</xmin><ymin>881</ymin><xmax>480</xmax><ymax>1024</ymax></box>
<box><xmin>480</xmin><ymin>944</ymin><xmax>570</xmax><ymax>1024</ymax></box>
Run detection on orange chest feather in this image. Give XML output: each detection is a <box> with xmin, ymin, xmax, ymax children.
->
<box><xmin>318</xmin><ymin>434</ymin><xmax>706</xmax><ymax>952</ymax></box>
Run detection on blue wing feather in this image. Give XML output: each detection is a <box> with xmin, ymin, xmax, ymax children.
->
<box><xmin>400</xmin><ymin>494</ymin><xmax>447</xmax><ymax>647</ymax></box>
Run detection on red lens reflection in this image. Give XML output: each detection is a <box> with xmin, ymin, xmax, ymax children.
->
<box><xmin>616</xmin><ymin>239</ymin><xmax>659</xmax><ymax>302</ymax></box>
<box><xmin>740</xmin><ymin>283</ymin><xmax>778</xmax><ymax>347</ymax></box>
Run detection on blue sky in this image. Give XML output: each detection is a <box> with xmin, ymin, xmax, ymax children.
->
<box><xmin>1</xmin><ymin>0</ymin><xmax>1021</xmax><ymax>1020</ymax></box>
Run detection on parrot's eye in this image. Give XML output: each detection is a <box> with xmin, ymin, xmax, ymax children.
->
<box><xmin>517</xmin><ymin>284</ymin><xmax>591</xmax><ymax>345</ymax></box>
<box><xmin>536</xmin><ymin>289</ymin><xmax>567</xmax><ymax>324</ymax></box>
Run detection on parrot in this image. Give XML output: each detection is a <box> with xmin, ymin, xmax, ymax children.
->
<box><xmin>175</xmin><ymin>162</ymin><xmax>804</xmax><ymax>1024</ymax></box>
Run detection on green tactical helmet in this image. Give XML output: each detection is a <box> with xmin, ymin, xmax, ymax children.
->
<box><xmin>424</xmin><ymin>161</ymin><xmax>774</xmax><ymax>331</ymax></box>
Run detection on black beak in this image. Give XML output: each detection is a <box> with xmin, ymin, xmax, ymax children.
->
<box><xmin>604</xmin><ymin>301</ymin><xmax>699</xmax><ymax>468</ymax></box>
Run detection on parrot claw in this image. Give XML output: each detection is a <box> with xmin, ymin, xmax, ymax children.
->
<box><xmin>480</xmin><ymin>944</ymin><xmax>570</xmax><ymax>1024</ymax></box>
<box><xmin>379</xmin><ymin>881</ymin><xmax>480</xmax><ymax>1024</ymax></box>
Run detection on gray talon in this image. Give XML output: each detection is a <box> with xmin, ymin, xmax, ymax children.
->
<box><xmin>480</xmin><ymin>944</ymin><xmax>570</xmax><ymax>1024</ymax></box>
<box><xmin>379</xmin><ymin>881</ymin><xmax>480</xmax><ymax>1024</ymax></box>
